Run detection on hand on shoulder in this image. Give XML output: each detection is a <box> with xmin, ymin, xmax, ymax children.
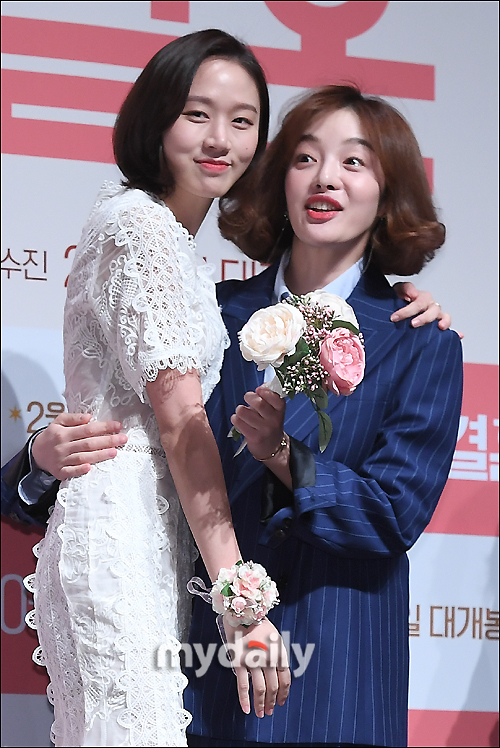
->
<box><xmin>391</xmin><ymin>281</ymin><xmax>462</xmax><ymax>337</ymax></box>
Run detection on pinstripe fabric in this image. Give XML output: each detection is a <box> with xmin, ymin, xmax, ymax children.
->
<box><xmin>185</xmin><ymin>263</ymin><xmax>463</xmax><ymax>747</ymax></box>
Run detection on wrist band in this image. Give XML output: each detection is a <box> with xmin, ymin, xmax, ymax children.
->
<box><xmin>255</xmin><ymin>434</ymin><xmax>288</xmax><ymax>462</ymax></box>
<box><xmin>209</xmin><ymin>560</ymin><xmax>280</xmax><ymax>627</ymax></box>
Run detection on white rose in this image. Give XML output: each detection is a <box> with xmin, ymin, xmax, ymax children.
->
<box><xmin>216</xmin><ymin>567</ymin><xmax>234</xmax><ymax>585</ymax></box>
<box><xmin>239</xmin><ymin>303</ymin><xmax>306</xmax><ymax>370</ymax></box>
<box><xmin>305</xmin><ymin>291</ymin><xmax>359</xmax><ymax>330</ymax></box>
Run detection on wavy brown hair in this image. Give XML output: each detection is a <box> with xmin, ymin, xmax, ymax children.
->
<box><xmin>219</xmin><ymin>85</ymin><xmax>445</xmax><ymax>275</ymax></box>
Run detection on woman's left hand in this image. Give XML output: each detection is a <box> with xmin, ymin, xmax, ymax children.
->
<box><xmin>391</xmin><ymin>281</ymin><xmax>462</xmax><ymax>337</ymax></box>
<box><xmin>231</xmin><ymin>386</ymin><xmax>285</xmax><ymax>462</ymax></box>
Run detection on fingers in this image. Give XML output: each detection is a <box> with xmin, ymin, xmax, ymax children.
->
<box><xmin>391</xmin><ymin>282</ymin><xmax>455</xmax><ymax>332</ymax></box>
<box><xmin>63</xmin><ymin>419</ymin><xmax>125</xmax><ymax>442</ymax></box>
<box><xmin>277</xmin><ymin>665</ymin><xmax>291</xmax><ymax>707</ymax></box>
<box><xmin>231</xmin><ymin>405</ymin><xmax>262</xmax><ymax>436</ymax></box>
<box><xmin>52</xmin><ymin>412</ymin><xmax>92</xmax><ymax>427</ymax></box>
<box><xmin>226</xmin><ymin>618</ymin><xmax>291</xmax><ymax>717</ymax></box>
<box><xmin>244</xmin><ymin>391</ymin><xmax>277</xmax><ymax>418</ymax></box>
<box><xmin>262</xmin><ymin>667</ymin><xmax>279</xmax><ymax>716</ymax></box>
<box><xmin>250</xmin><ymin>667</ymin><xmax>267</xmax><ymax>718</ymax></box>
<box><xmin>58</xmin><ymin>463</ymin><xmax>92</xmax><ymax>480</ymax></box>
<box><xmin>60</xmin><ymin>432</ymin><xmax>128</xmax><ymax>458</ymax></box>
<box><xmin>437</xmin><ymin>311</ymin><xmax>452</xmax><ymax>331</ymax></box>
<box><xmin>237</xmin><ymin>665</ymin><xmax>277</xmax><ymax>718</ymax></box>
<box><xmin>235</xmin><ymin>663</ymin><xmax>289</xmax><ymax>717</ymax></box>
<box><xmin>235</xmin><ymin>666</ymin><xmax>251</xmax><ymax>715</ymax></box>
<box><xmin>391</xmin><ymin>294</ymin><xmax>434</xmax><ymax>322</ymax></box>
<box><xmin>409</xmin><ymin>302</ymin><xmax>445</xmax><ymax>328</ymax></box>
<box><xmin>392</xmin><ymin>281</ymin><xmax>417</xmax><ymax>303</ymax></box>
<box><xmin>254</xmin><ymin>386</ymin><xmax>284</xmax><ymax>410</ymax></box>
<box><xmin>243</xmin><ymin>390</ymin><xmax>285</xmax><ymax>426</ymax></box>
<box><xmin>231</xmin><ymin>394</ymin><xmax>279</xmax><ymax>436</ymax></box>
<box><xmin>32</xmin><ymin>417</ymin><xmax>127</xmax><ymax>478</ymax></box>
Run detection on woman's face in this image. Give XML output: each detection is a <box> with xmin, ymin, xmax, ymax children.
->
<box><xmin>162</xmin><ymin>58</ymin><xmax>261</xmax><ymax>204</ymax></box>
<box><xmin>285</xmin><ymin>108</ymin><xmax>384</xmax><ymax>261</ymax></box>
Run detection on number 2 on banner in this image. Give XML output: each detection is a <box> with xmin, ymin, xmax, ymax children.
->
<box><xmin>27</xmin><ymin>401</ymin><xmax>65</xmax><ymax>433</ymax></box>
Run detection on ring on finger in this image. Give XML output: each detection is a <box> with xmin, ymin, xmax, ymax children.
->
<box><xmin>433</xmin><ymin>302</ymin><xmax>441</xmax><ymax>308</ymax></box>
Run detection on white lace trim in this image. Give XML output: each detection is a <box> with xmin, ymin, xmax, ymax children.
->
<box><xmin>63</xmin><ymin>182</ymin><xmax>229</xmax><ymax>410</ymax></box>
<box><xmin>26</xmin><ymin>448</ymin><xmax>196</xmax><ymax>746</ymax></box>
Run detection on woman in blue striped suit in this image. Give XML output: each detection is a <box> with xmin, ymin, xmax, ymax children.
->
<box><xmin>183</xmin><ymin>85</ymin><xmax>462</xmax><ymax>747</ymax></box>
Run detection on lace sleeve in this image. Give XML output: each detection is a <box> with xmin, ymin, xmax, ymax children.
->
<box><xmin>93</xmin><ymin>196</ymin><xmax>205</xmax><ymax>402</ymax></box>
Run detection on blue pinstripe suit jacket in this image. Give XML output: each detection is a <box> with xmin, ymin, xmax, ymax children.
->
<box><xmin>185</xmin><ymin>262</ymin><xmax>463</xmax><ymax>747</ymax></box>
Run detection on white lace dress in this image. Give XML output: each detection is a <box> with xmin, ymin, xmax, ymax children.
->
<box><xmin>25</xmin><ymin>183</ymin><xmax>229</xmax><ymax>747</ymax></box>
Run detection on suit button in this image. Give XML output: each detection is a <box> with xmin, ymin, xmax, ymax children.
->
<box><xmin>275</xmin><ymin>529</ymin><xmax>286</xmax><ymax>541</ymax></box>
<box><xmin>282</xmin><ymin>518</ymin><xmax>292</xmax><ymax>530</ymax></box>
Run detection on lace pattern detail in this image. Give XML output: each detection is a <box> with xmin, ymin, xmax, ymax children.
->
<box><xmin>29</xmin><ymin>450</ymin><xmax>197</xmax><ymax>746</ymax></box>
<box><xmin>63</xmin><ymin>182</ymin><xmax>229</xmax><ymax>409</ymax></box>
<box><xmin>27</xmin><ymin>183</ymin><xmax>226</xmax><ymax>746</ymax></box>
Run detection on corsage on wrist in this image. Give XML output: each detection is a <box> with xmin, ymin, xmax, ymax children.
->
<box><xmin>210</xmin><ymin>560</ymin><xmax>280</xmax><ymax>627</ymax></box>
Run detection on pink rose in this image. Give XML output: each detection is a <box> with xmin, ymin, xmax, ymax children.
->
<box><xmin>230</xmin><ymin>596</ymin><xmax>248</xmax><ymax>614</ymax></box>
<box><xmin>234</xmin><ymin>564</ymin><xmax>266</xmax><ymax>595</ymax></box>
<box><xmin>320</xmin><ymin>328</ymin><xmax>365</xmax><ymax>396</ymax></box>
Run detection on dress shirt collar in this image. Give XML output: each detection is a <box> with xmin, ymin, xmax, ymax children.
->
<box><xmin>273</xmin><ymin>251</ymin><xmax>363</xmax><ymax>302</ymax></box>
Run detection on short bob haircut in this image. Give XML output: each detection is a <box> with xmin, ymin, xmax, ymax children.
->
<box><xmin>113</xmin><ymin>29</ymin><xmax>269</xmax><ymax>199</ymax></box>
<box><xmin>219</xmin><ymin>85</ymin><xmax>445</xmax><ymax>276</ymax></box>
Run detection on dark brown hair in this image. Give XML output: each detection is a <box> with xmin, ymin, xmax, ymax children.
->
<box><xmin>219</xmin><ymin>85</ymin><xmax>445</xmax><ymax>275</ymax></box>
<box><xmin>113</xmin><ymin>29</ymin><xmax>269</xmax><ymax>198</ymax></box>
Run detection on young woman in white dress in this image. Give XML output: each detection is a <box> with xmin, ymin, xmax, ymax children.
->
<box><xmin>28</xmin><ymin>30</ymin><xmax>290</xmax><ymax>747</ymax></box>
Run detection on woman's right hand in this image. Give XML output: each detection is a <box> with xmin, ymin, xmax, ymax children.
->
<box><xmin>31</xmin><ymin>413</ymin><xmax>127</xmax><ymax>479</ymax></box>
<box><xmin>223</xmin><ymin>615</ymin><xmax>291</xmax><ymax>718</ymax></box>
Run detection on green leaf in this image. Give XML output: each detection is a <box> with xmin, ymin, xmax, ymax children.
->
<box><xmin>230</xmin><ymin>426</ymin><xmax>242</xmax><ymax>441</ymax></box>
<box><xmin>221</xmin><ymin>583</ymin><xmax>232</xmax><ymax>596</ymax></box>
<box><xmin>329</xmin><ymin>320</ymin><xmax>360</xmax><ymax>335</ymax></box>
<box><xmin>281</xmin><ymin>337</ymin><xmax>309</xmax><ymax>367</ymax></box>
<box><xmin>275</xmin><ymin>370</ymin><xmax>285</xmax><ymax>386</ymax></box>
<box><xmin>317</xmin><ymin>410</ymin><xmax>333</xmax><ymax>453</ymax></box>
<box><xmin>311</xmin><ymin>387</ymin><xmax>329</xmax><ymax>410</ymax></box>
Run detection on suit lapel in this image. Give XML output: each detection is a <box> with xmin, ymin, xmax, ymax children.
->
<box><xmin>349</xmin><ymin>265</ymin><xmax>405</xmax><ymax>375</ymax></box>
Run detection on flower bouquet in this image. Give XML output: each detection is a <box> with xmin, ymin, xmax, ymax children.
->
<box><xmin>233</xmin><ymin>291</ymin><xmax>365</xmax><ymax>452</ymax></box>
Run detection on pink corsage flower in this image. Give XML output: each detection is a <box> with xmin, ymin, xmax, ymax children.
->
<box><xmin>230</xmin><ymin>596</ymin><xmax>248</xmax><ymax>614</ymax></box>
<box><xmin>210</xmin><ymin>560</ymin><xmax>280</xmax><ymax>627</ymax></box>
